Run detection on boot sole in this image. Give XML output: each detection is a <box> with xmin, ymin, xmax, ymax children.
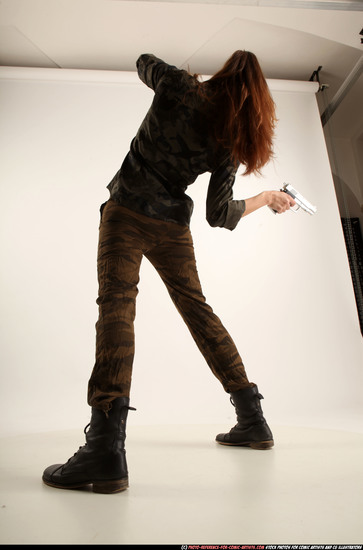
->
<box><xmin>42</xmin><ymin>475</ymin><xmax>129</xmax><ymax>494</ymax></box>
<box><xmin>216</xmin><ymin>439</ymin><xmax>274</xmax><ymax>450</ymax></box>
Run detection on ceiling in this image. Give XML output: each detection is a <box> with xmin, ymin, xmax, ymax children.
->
<box><xmin>0</xmin><ymin>0</ymin><xmax>362</xmax><ymax>138</ymax></box>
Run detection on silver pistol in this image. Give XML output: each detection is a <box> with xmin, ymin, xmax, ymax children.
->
<box><xmin>271</xmin><ymin>183</ymin><xmax>317</xmax><ymax>215</ymax></box>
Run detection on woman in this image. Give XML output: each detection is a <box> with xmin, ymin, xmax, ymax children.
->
<box><xmin>42</xmin><ymin>51</ymin><xmax>295</xmax><ymax>494</ymax></box>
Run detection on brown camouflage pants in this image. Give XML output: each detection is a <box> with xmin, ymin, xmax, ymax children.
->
<box><xmin>88</xmin><ymin>199</ymin><xmax>250</xmax><ymax>412</ymax></box>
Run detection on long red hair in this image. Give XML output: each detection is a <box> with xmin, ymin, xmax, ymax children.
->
<box><xmin>199</xmin><ymin>50</ymin><xmax>277</xmax><ymax>175</ymax></box>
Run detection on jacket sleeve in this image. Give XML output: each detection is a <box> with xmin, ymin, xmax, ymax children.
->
<box><xmin>206</xmin><ymin>160</ymin><xmax>245</xmax><ymax>230</ymax></box>
<box><xmin>136</xmin><ymin>54</ymin><xmax>178</xmax><ymax>91</ymax></box>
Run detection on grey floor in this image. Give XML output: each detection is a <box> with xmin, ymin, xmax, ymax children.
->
<box><xmin>0</xmin><ymin>424</ymin><xmax>362</xmax><ymax>545</ymax></box>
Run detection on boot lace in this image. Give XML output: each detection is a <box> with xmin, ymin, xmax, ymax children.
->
<box><xmin>229</xmin><ymin>392</ymin><xmax>264</xmax><ymax>407</ymax></box>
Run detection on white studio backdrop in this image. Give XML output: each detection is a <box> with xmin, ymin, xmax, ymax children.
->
<box><xmin>0</xmin><ymin>67</ymin><xmax>362</xmax><ymax>438</ymax></box>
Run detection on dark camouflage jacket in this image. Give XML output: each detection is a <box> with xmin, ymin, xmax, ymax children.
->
<box><xmin>107</xmin><ymin>54</ymin><xmax>245</xmax><ymax>230</ymax></box>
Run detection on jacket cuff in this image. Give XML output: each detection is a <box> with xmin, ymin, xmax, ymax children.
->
<box><xmin>223</xmin><ymin>200</ymin><xmax>246</xmax><ymax>230</ymax></box>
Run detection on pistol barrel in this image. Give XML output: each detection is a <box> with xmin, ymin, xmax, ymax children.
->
<box><xmin>283</xmin><ymin>183</ymin><xmax>317</xmax><ymax>215</ymax></box>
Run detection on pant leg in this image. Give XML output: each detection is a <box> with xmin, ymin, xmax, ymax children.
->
<box><xmin>145</xmin><ymin>224</ymin><xmax>250</xmax><ymax>393</ymax></box>
<box><xmin>87</xmin><ymin>202</ymin><xmax>144</xmax><ymax>412</ymax></box>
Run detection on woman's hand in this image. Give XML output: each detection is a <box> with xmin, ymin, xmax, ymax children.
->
<box><xmin>264</xmin><ymin>190</ymin><xmax>296</xmax><ymax>213</ymax></box>
<box><xmin>242</xmin><ymin>190</ymin><xmax>296</xmax><ymax>218</ymax></box>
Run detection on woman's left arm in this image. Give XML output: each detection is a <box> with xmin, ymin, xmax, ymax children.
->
<box><xmin>136</xmin><ymin>54</ymin><xmax>178</xmax><ymax>91</ymax></box>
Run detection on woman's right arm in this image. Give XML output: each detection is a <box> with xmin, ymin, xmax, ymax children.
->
<box><xmin>242</xmin><ymin>191</ymin><xmax>295</xmax><ymax>217</ymax></box>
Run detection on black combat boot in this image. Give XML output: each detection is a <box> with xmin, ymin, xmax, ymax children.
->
<box><xmin>42</xmin><ymin>397</ymin><xmax>134</xmax><ymax>493</ymax></box>
<box><xmin>216</xmin><ymin>385</ymin><xmax>274</xmax><ymax>449</ymax></box>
